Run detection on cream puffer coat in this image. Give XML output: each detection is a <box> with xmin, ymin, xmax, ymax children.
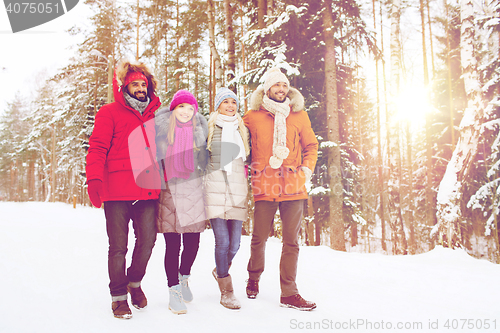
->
<box><xmin>155</xmin><ymin>110</ymin><xmax>209</xmax><ymax>234</ymax></box>
<box><xmin>204</xmin><ymin>125</ymin><xmax>249</xmax><ymax>222</ymax></box>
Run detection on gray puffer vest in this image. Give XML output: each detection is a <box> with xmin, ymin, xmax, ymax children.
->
<box><xmin>204</xmin><ymin>125</ymin><xmax>248</xmax><ymax>222</ymax></box>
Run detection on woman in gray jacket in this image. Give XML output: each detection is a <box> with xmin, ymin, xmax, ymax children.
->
<box><xmin>205</xmin><ymin>88</ymin><xmax>250</xmax><ymax>309</ymax></box>
<box><xmin>155</xmin><ymin>89</ymin><xmax>208</xmax><ymax>315</ymax></box>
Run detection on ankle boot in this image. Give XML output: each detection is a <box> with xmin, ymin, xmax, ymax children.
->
<box><xmin>217</xmin><ymin>275</ymin><xmax>241</xmax><ymax>310</ymax></box>
<box><xmin>168</xmin><ymin>284</ymin><xmax>187</xmax><ymax>314</ymax></box>
<box><xmin>178</xmin><ymin>273</ymin><xmax>193</xmax><ymax>303</ymax></box>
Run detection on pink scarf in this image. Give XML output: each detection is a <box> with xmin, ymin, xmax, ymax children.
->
<box><xmin>164</xmin><ymin>119</ymin><xmax>194</xmax><ymax>180</ymax></box>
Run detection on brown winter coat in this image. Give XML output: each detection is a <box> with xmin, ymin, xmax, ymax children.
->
<box><xmin>204</xmin><ymin>125</ymin><xmax>249</xmax><ymax>221</ymax></box>
<box><xmin>243</xmin><ymin>86</ymin><xmax>318</xmax><ymax>202</ymax></box>
<box><xmin>155</xmin><ymin>110</ymin><xmax>209</xmax><ymax>233</ymax></box>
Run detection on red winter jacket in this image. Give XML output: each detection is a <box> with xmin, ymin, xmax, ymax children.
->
<box><xmin>86</xmin><ymin>76</ymin><xmax>161</xmax><ymax>202</ymax></box>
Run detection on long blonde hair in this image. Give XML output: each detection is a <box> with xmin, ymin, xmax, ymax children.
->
<box><xmin>166</xmin><ymin>111</ymin><xmax>198</xmax><ymax>149</ymax></box>
<box><xmin>206</xmin><ymin>110</ymin><xmax>250</xmax><ymax>156</ymax></box>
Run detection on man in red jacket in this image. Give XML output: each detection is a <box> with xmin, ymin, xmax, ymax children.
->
<box><xmin>86</xmin><ymin>60</ymin><xmax>161</xmax><ymax>319</ymax></box>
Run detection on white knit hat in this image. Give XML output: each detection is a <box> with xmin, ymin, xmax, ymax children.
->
<box><xmin>263</xmin><ymin>67</ymin><xmax>290</xmax><ymax>93</ymax></box>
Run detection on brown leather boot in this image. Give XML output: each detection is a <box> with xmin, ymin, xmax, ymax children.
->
<box><xmin>280</xmin><ymin>294</ymin><xmax>317</xmax><ymax>311</ymax></box>
<box><xmin>111</xmin><ymin>300</ymin><xmax>132</xmax><ymax>319</ymax></box>
<box><xmin>246</xmin><ymin>279</ymin><xmax>259</xmax><ymax>299</ymax></box>
<box><xmin>127</xmin><ymin>285</ymin><xmax>147</xmax><ymax>310</ymax></box>
<box><xmin>217</xmin><ymin>275</ymin><xmax>241</xmax><ymax>310</ymax></box>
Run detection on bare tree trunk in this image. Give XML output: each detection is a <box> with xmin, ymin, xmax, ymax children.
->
<box><xmin>240</xmin><ymin>3</ymin><xmax>248</xmax><ymax>114</ymax></box>
<box><xmin>354</xmin><ymin>66</ymin><xmax>362</xmax><ymax>248</ymax></box>
<box><xmin>315</xmin><ymin>219</ymin><xmax>322</xmax><ymax>246</ymax></box>
<box><xmin>379</xmin><ymin>1</ymin><xmax>389</xmax><ymax>252</ymax></box>
<box><xmin>445</xmin><ymin>0</ymin><xmax>455</xmax><ymax>146</ymax></box>
<box><xmin>390</xmin><ymin>0</ymin><xmax>401</xmax><ymax>106</ymax></box>
<box><xmin>165</xmin><ymin>29</ymin><xmax>169</xmax><ymax>93</ymax></box>
<box><xmin>267</xmin><ymin>0</ymin><xmax>274</xmax><ymax>15</ymax></box>
<box><xmin>419</xmin><ymin>0</ymin><xmax>429</xmax><ymax>84</ymax></box>
<box><xmin>28</xmin><ymin>157</ymin><xmax>35</xmax><ymax>201</ymax></box>
<box><xmin>10</xmin><ymin>161</ymin><xmax>16</xmax><ymax>201</ymax></box>
<box><xmin>107</xmin><ymin>56</ymin><xmax>114</xmax><ymax>103</ymax></box>
<box><xmin>426</xmin><ymin>0</ymin><xmax>436</xmax><ymax>77</ymax></box>
<box><xmin>390</xmin><ymin>0</ymin><xmax>407</xmax><ymax>254</ymax></box>
<box><xmin>406</xmin><ymin>121</ymin><xmax>416</xmax><ymax>254</ymax></box>
<box><xmin>175</xmin><ymin>0</ymin><xmax>180</xmax><ymax>90</ymax></box>
<box><xmin>258</xmin><ymin>0</ymin><xmax>266</xmax><ymax>29</ymax></box>
<box><xmin>436</xmin><ymin>0</ymin><xmax>484</xmax><ymax>248</ymax></box>
<box><xmin>207</xmin><ymin>0</ymin><xmax>223</xmax><ymax>91</ymax></box>
<box><xmin>209</xmin><ymin>53</ymin><xmax>213</xmax><ymax>114</ymax></box>
<box><xmin>50</xmin><ymin>126</ymin><xmax>56</xmax><ymax>203</ymax></box>
<box><xmin>323</xmin><ymin>1</ymin><xmax>345</xmax><ymax>251</ymax></box>
<box><xmin>396</xmin><ymin>126</ymin><xmax>408</xmax><ymax>254</ymax></box>
<box><xmin>307</xmin><ymin>196</ymin><xmax>315</xmax><ymax>246</ymax></box>
<box><xmin>372</xmin><ymin>0</ymin><xmax>386</xmax><ymax>252</ymax></box>
<box><xmin>195</xmin><ymin>62</ymin><xmax>199</xmax><ymax>100</ymax></box>
<box><xmin>224</xmin><ymin>0</ymin><xmax>236</xmax><ymax>92</ymax></box>
<box><xmin>420</xmin><ymin>0</ymin><xmax>435</xmax><ymax>236</ymax></box>
<box><xmin>136</xmin><ymin>0</ymin><xmax>140</xmax><ymax>60</ymax></box>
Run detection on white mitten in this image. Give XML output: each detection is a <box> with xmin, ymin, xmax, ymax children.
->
<box><xmin>301</xmin><ymin>166</ymin><xmax>312</xmax><ymax>184</ymax></box>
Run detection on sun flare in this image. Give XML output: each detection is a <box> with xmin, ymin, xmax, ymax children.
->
<box><xmin>395</xmin><ymin>85</ymin><xmax>432</xmax><ymax>128</ymax></box>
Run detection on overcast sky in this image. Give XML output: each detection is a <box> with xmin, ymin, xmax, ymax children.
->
<box><xmin>0</xmin><ymin>2</ymin><xmax>90</xmax><ymax>114</ymax></box>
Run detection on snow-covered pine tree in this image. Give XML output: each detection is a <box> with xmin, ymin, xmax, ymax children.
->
<box><xmin>435</xmin><ymin>0</ymin><xmax>490</xmax><ymax>248</ymax></box>
<box><xmin>466</xmin><ymin>0</ymin><xmax>500</xmax><ymax>259</ymax></box>
<box><xmin>0</xmin><ymin>96</ymin><xmax>30</xmax><ymax>201</ymax></box>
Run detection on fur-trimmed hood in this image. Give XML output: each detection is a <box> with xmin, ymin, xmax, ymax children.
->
<box><xmin>111</xmin><ymin>59</ymin><xmax>161</xmax><ymax>115</ymax></box>
<box><xmin>115</xmin><ymin>59</ymin><xmax>159</xmax><ymax>94</ymax></box>
<box><xmin>249</xmin><ymin>85</ymin><xmax>304</xmax><ymax>112</ymax></box>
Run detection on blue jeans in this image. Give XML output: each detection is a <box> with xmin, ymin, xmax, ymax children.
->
<box><xmin>104</xmin><ymin>200</ymin><xmax>157</xmax><ymax>297</ymax></box>
<box><xmin>210</xmin><ymin>218</ymin><xmax>243</xmax><ymax>278</ymax></box>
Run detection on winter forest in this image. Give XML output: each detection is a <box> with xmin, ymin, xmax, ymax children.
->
<box><xmin>0</xmin><ymin>0</ymin><xmax>499</xmax><ymax>261</ymax></box>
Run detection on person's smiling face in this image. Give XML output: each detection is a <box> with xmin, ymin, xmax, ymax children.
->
<box><xmin>267</xmin><ymin>82</ymin><xmax>289</xmax><ymax>103</ymax></box>
<box><xmin>218</xmin><ymin>98</ymin><xmax>237</xmax><ymax>116</ymax></box>
<box><xmin>173</xmin><ymin>103</ymin><xmax>195</xmax><ymax>123</ymax></box>
<box><xmin>127</xmin><ymin>80</ymin><xmax>148</xmax><ymax>101</ymax></box>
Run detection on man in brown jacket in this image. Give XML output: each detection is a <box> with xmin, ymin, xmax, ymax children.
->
<box><xmin>243</xmin><ymin>67</ymin><xmax>318</xmax><ymax>310</ymax></box>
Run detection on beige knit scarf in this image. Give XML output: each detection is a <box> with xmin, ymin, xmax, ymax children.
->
<box><xmin>262</xmin><ymin>94</ymin><xmax>291</xmax><ymax>169</ymax></box>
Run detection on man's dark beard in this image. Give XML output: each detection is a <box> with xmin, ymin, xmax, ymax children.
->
<box><xmin>269</xmin><ymin>95</ymin><xmax>286</xmax><ymax>103</ymax></box>
<box><xmin>132</xmin><ymin>92</ymin><xmax>147</xmax><ymax>102</ymax></box>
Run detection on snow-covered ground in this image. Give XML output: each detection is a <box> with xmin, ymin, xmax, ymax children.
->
<box><xmin>1</xmin><ymin>202</ymin><xmax>499</xmax><ymax>333</ymax></box>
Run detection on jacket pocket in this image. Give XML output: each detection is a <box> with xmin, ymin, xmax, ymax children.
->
<box><xmin>107</xmin><ymin>158</ymin><xmax>132</xmax><ymax>172</ymax></box>
<box><xmin>250</xmin><ymin>164</ymin><xmax>280</xmax><ymax>198</ymax></box>
<box><xmin>283</xmin><ymin>166</ymin><xmax>306</xmax><ymax>196</ymax></box>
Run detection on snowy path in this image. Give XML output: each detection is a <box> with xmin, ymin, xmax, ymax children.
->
<box><xmin>1</xmin><ymin>202</ymin><xmax>499</xmax><ymax>333</ymax></box>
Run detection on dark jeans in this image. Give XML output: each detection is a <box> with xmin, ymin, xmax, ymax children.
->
<box><xmin>104</xmin><ymin>200</ymin><xmax>157</xmax><ymax>297</ymax></box>
<box><xmin>163</xmin><ymin>232</ymin><xmax>200</xmax><ymax>287</ymax></box>
<box><xmin>247</xmin><ymin>200</ymin><xmax>304</xmax><ymax>297</ymax></box>
<box><xmin>210</xmin><ymin>218</ymin><xmax>242</xmax><ymax>278</ymax></box>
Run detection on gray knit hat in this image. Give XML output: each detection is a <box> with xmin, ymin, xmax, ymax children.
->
<box><xmin>214</xmin><ymin>88</ymin><xmax>240</xmax><ymax>112</ymax></box>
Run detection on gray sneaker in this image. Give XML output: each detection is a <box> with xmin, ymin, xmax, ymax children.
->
<box><xmin>168</xmin><ymin>284</ymin><xmax>187</xmax><ymax>314</ymax></box>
